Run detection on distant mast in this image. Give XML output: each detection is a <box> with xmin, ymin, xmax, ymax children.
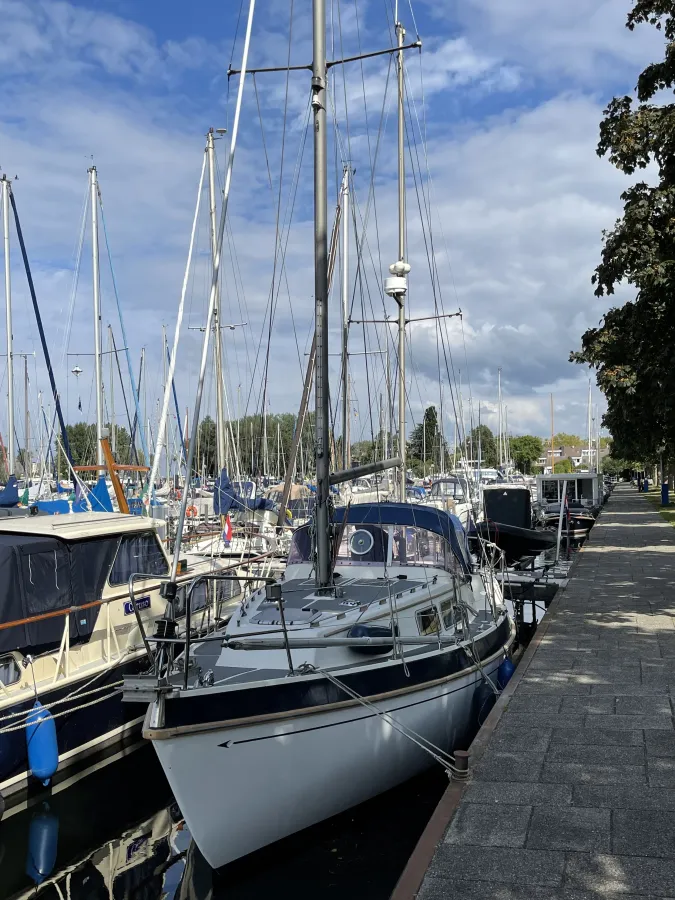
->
<box><xmin>1</xmin><ymin>175</ymin><xmax>14</xmax><ymax>475</ymax></box>
<box><xmin>89</xmin><ymin>166</ymin><xmax>104</xmax><ymax>469</ymax></box>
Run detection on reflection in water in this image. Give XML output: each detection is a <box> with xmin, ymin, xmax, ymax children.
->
<box><xmin>0</xmin><ymin>551</ymin><xmax>571</xmax><ymax>900</ymax></box>
<box><xmin>1</xmin><ymin>742</ymin><xmax>448</xmax><ymax>900</ymax></box>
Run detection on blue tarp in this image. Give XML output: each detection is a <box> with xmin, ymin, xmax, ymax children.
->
<box><xmin>333</xmin><ymin>502</ymin><xmax>472</xmax><ymax>573</ymax></box>
<box><xmin>0</xmin><ymin>476</ymin><xmax>19</xmax><ymax>508</ymax></box>
<box><xmin>213</xmin><ymin>469</ymin><xmax>276</xmax><ymax>517</ymax></box>
<box><xmin>37</xmin><ymin>476</ymin><xmax>113</xmax><ymax>515</ymax></box>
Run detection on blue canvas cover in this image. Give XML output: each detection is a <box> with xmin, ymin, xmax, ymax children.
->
<box><xmin>0</xmin><ymin>476</ymin><xmax>19</xmax><ymax>508</ymax></box>
<box><xmin>37</xmin><ymin>476</ymin><xmax>113</xmax><ymax>515</ymax></box>
<box><xmin>213</xmin><ymin>469</ymin><xmax>276</xmax><ymax>516</ymax></box>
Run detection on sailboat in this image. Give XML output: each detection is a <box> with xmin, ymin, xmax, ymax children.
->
<box><xmin>124</xmin><ymin>0</ymin><xmax>514</xmax><ymax>869</ymax></box>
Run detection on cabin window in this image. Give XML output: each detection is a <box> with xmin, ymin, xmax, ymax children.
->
<box><xmin>0</xmin><ymin>654</ymin><xmax>20</xmax><ymax>686</ymax></box>
<box><xmin>392</xmin><ymin>527</ymin><xmax>455</xmax><ymax>573</ymax></box>
<box><xmin>417</xmin><ymin>607</ymin><xmax>440</xmax><ymax>635</ymax></box>
<box><xmin>21</xmin><ymin>546</ymin><xmax>71</xmax><ymax>617</ymax></box>
<box><xmin>440</xmin><ymin>597</ymin><xmax>457</xmax><ymax>629</ymax></box>
<box><xmin>417</xmin><ymin>597</ymin><xmax>457</xmax><ymax>636</ymax></box>
<box><xmin>579</xmin><ymin>479</ymin><xmax>594</xmax><ymax>500</ymax></box>
<box><xmin>173</xmin><ymin>579</ymin><xmax>240</xmax><ymax>618</ymax></box>
<box><xmin>335</xmin><ymin>524</ymin><xmax>389</xmax><ymax>564</ymax></box>
<box><xmin>109</xmin><ymin>532</ymin><xmax>169</xmax><ymax>585</ymax></box>
<box><xmin>541</xmin><ymin>480</ymin><xmax>559</xmax><ymax>502</ymax></box>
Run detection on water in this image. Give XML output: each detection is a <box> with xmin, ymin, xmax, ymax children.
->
<box><xmin>1</xmin><ymin>744</ymin><xmax>449</xmax><ymax>900</ymax></box>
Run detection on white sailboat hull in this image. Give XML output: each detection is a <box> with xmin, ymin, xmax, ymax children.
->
<box><xmin>150</xmin><ymin>657</ymin><xmax>499</xmax><ymax>868</ymax></box>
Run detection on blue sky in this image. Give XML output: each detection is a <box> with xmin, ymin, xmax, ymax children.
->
<box><xmin>0</xmin><ymin>0</ymin><xmax>663</xmax><ymax>456</ymax></box>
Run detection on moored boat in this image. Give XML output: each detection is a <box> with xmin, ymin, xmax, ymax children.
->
<box><xmin>125</xmin><ymin>502</ymin><xmax>513</xmax><ymax>867</ymax></box>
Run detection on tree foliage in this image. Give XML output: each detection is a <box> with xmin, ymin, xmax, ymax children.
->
<box><xmin>545</xmin><ymin>433</ymin><xmax>582</xmax><ymax>447</ymax></box>
<box><xmin>407</xmin><ymin>406</ymin><xmax>447</xmax><ymax>473</ymax></box>
<box><xmin>465</xmin><ymin>425</ymin><xmax>498</xmax><ymax>468</ymax></box>
<box><xmin>602</xmin><ymin>456</ymin><xmax>638</xmax><ymax>476</ymax></box>
<box><xmin>510</xmin><ymin>435</ymin><xmax>544</xmax><ymax>473</ymax></box>
<box><xmin>571</xmin><ymin>1</ymin><xmax>675</xmax><ymax>465</ymax></box>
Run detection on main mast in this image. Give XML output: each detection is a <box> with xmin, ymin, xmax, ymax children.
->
<box><xmin>384</xmin><ymin>18</ymin><xmax>410</xmax><ymax>501</ymax></box>
<box><xmin>313</xmin><ymin>0</ymin><xmax>331</xmax><ymax>588</ymax></box>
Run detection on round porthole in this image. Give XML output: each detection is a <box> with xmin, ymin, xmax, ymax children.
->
<box><xmin>349</xmin><ymin>529</ymin><xmax>374</xmax><ymax>555</ymax></box>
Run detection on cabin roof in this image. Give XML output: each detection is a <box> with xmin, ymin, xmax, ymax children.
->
<box><xmin>0</xmin><ymin>512</ymin><xmax>157</xmax><ymax>541</ymax></box>
<box><xmin>536</xmin><ymin>473</ymin><xmax>599</xmax><ymax>482</ymax></box>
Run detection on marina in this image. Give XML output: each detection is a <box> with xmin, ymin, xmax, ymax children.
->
<box><xmin>1</xmin><ymin>0</ymin><xmax>674</xmax><ymax>897</ymax></box>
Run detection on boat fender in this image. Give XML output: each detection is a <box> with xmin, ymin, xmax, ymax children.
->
<box><xmin>26</xmin><ymin>700</ymin><xmax>58</xmax><ymax>786</ymax></box>
<box><xmin>347</xmin><ymin>623</ymin><xmax>398</xmax><ymax>655</ymax></box>
<box><xmin>25</xmin><ymin>804</ymin><xmax>59</xmax><ymax>885</ymax></box>
<box><xmin>497</xmin><ymin>657</ymin><xmax>515</xmax><ymax>689</ymax></box>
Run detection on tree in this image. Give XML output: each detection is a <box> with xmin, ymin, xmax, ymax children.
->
<box><xmin>545</xmin><ymin>433</ymin><xmax>582</xmax><ymax>447</ymax></box>
<box><xmin>198</xmin><ymin>416</ymin><xmax>217</xmax><ymax>474</ymax></box>
<box><xmin>571</xmin><ymin>2</ymin><xmax>675</xmax><ymax>469</ymax></box>
<box><xmin>554</xmin><ymin>458</ymin><xmax>574</xmax><ymax>474</ymax></box>
<box><xmin>602</xmin><ymin>456</ymin><xmax>638</xmax><ymax>477</ymax></box>
<box><xmin>510</xmin><ymin>435</ymin><xmax>544</xmax><ymax>473</ymax></box>
<box><xmin>465</xmin><ymin>425</ymin><xmax>498</xmax><ymax>468</ymax></box>
<box><xmin>407</xmin><ymin>406</ymin><xmax>447</xmax><ymax>471</ymax></box>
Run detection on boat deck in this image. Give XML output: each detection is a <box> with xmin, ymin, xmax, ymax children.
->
<box><xmin>396</xmin><ymin>483</ymin><xmax>675</xmax><ymax>899</ymax></box>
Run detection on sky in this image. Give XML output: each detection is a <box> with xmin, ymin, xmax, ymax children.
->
<box><xmin>0</xmin><ymin>0</ymin><xmax>663</xmax><ymax>458</ymax></box>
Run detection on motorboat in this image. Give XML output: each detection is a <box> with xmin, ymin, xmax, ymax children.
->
<box><xmin>473</xmin><ymin>484</ymin><xmax>556</xmax><ymax>564</ymax></box>
<box><xmin>534</xmin><ymin>473</ymin><xmax>602</xmax><ymax>536</ymax></box>
<box><xmin>424</xmin><ymin>476</ymin><xmax>473</xmax><ymax>527</ymax></box>
<box><xmin>473</xmin><ymin>520</ymin><xmax>556</xmax><ymax>564</ymax></box>
<box><xmin>0</xmin><ymin>513</ymin><xmax>244</xmax><ymax>813</ymax></box>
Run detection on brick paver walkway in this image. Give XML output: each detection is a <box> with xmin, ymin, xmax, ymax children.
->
<box><xmin>418</xmin><ymin>483</ymin><xmax>675</xmax><ymax>899</ymax></box>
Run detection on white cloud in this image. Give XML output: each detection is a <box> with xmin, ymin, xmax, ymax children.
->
<box><xmin>0</xmin><ymin>0</ymin><xmax>653</xmax><ymax>454</ymax></box>
<box><xmin>424</xmin><ymin>0</ymin><xmax>663</xmax><ymax>87</ymax></box>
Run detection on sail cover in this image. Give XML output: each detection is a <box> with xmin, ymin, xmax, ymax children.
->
<box><xmin>213</xmin><ymin>469</ymin><xmax>276</xmax><ymax>517</ymax></box>
<box><xmin>0</xmin><ymin>476</ymin><xmax>19</xmax><ymax>508</ymax></box>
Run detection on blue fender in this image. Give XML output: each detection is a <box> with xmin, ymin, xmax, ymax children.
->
<box><xmin>497</xmin><ymin>657</ymin><xmax>516</xmax><ymax>689</ymax></box>
<box><xmin>26</xmin><ymin>701</ymin><xmax>58</xmax><ymax>786</ymax></box>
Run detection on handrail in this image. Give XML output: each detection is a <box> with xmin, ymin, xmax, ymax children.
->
<box><xmin>0</xmin><ymin>553</ymin><xmax>275</xmax><ymax>636</ymax></box>
<box><xmin>0</xmin><ymin>597</ymin><xmax>106</xmax><ymax>632</ymax></box>
<box><xmin>181</xmin><ymin>572</ymin><xmax>276</xmax><ymax>690</ymax></box>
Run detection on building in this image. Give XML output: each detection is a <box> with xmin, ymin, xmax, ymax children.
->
<box><xmin>536</xmin><ymin>444</ymin><xmax>610</xmax><ymax>472</ymax></box>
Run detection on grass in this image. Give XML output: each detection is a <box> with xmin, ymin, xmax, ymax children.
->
<box><xmin>642</xmin><ymin>483</ymin><xmax>675</xmax><ymax>527</ymax></box>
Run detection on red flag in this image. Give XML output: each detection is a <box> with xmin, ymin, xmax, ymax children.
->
<box><xmin>223</xmin><ymin>514</ymin><xmax>233</xmax><ymax>544</ymax></box>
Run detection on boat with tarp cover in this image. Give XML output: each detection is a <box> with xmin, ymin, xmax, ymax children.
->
<box><xmin>0</xmin><ymin>513</ymin><xmax>244</xmax><ymax>812</ymax></box>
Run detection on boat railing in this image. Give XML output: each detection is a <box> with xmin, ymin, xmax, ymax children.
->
<box><xmin>0</xmin><ymin>592</ymin><xmax>141</xmax><ymax>696</ymax></box>
<box><xmin>128</xmin><ymin>564</ymin><xmax>279</xmax><ymax>688</ymax></box>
